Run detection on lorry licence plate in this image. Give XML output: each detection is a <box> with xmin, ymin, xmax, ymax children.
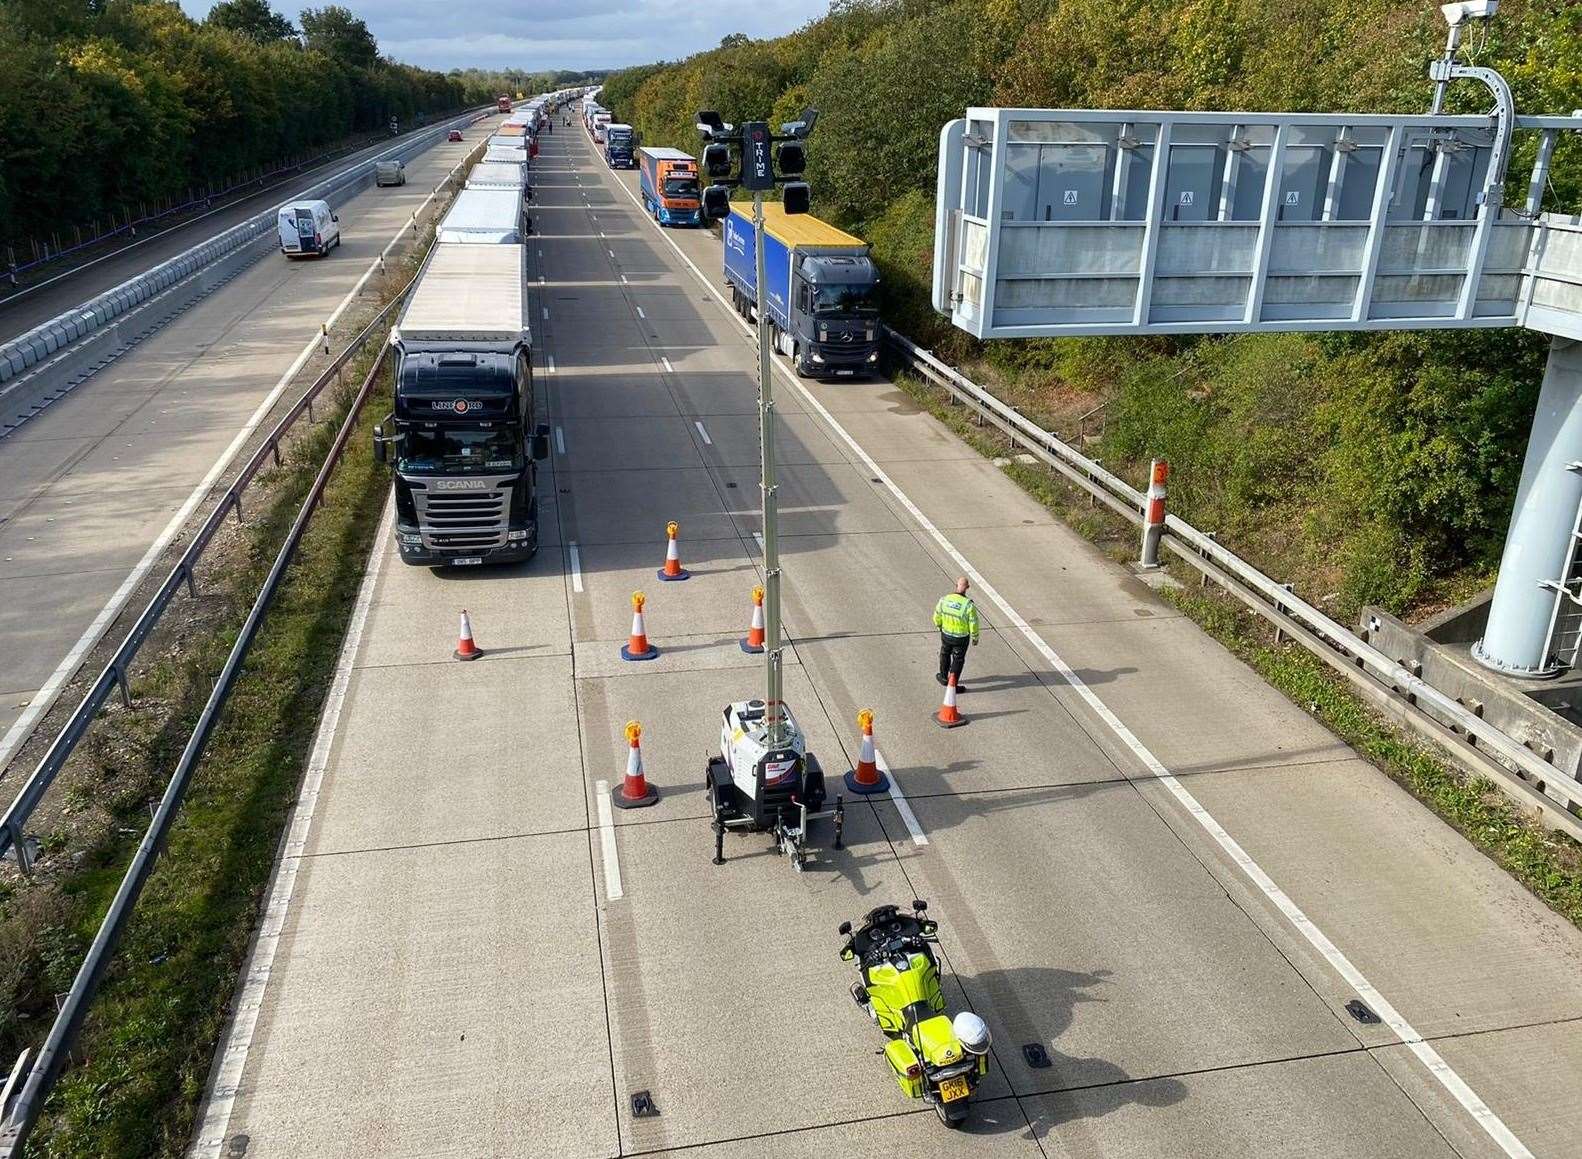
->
<box><xmin>940</xmin><ymin>1075</ymin><xmax>970</xmax><ymax>1102</ymax></box>
<box><xmin>450</xmin><ymin>557</ymin><xmax>483</xmax><ymax>566</ymax></box>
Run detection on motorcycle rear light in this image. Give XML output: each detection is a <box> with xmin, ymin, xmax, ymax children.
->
<box><xmin>905</xmin><ymin>1064</ymin><xmax>922</xmax><ymax>1079</ymax></box>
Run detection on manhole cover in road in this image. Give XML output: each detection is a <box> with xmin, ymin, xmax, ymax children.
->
<box><xmin>1022</xmin><ymin>1042</ymin><xmax>1051</xmax><ymax>1068</ymax></box>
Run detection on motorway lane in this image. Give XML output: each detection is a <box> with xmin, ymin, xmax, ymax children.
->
<box><xmin>0</xmin><ymin>120</ymin><xmax>476</xmax><ymax>345</ymax></box>
<box><xmin>195</xmin><ymin>123</ymin><xmax>1582</xmax><ymax>1158</ymax></box>
<box><xmin>0</xmin><ymin>116</ymin><xmax>505</xmax><ymax>748</ymax></box>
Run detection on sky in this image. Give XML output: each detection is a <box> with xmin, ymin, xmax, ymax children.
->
<box><xmin>179</xmin><ymin>0</ymin><xmax>833</xmax><ymax>73</ymax></box>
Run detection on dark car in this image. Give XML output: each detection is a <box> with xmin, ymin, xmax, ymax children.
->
<box><xmin>448</xmin><ymin>129</ymin><xmax>464</xmax><ymax>142</ymax></box>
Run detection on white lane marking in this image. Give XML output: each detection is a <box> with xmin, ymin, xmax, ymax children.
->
<box><xmin>537</xmin><ymin>249</ymin><xmax>544</xmax><ymax>259</ymax></box>
<box><xmin>599</xmin><ymin>231</ymin><xmax>606</xmax><ymax>239</ymax></box>
<box><xmin>694</xmin><ymin>420</ymin><xmax>712</xmax><ymax>446</ymax></box>
<box><xmin>547</xmin><ymin>354</ymin><xmax>556</xmax><ymax>374</ymax></box>
<box><xmin>554</xmin><ymin>426</ymin><xmax>566</xmax><ymax>454</ymax></box>
<box><xmin>542</xmin><ymin>306</ymin><xmax>549</xmax><ymax>321</ymax></box>
<box><xmin>620</xmin><ymin>274</ymin><xmax>629</xmax><ymax>285</ymax></box>
<box><xmin>875</xmin><ymin>749</ymin><xmax>927</xmax><ymax>846</ymax></box>
<box><xmin>635</xmin><ymin>306</ymin><xmax>645</xmax><ymax>319</ymax></box>
<box><xmin>660</xmin><ymin>356</ymin><xmax>674</xmax><ymax>374</ymax></box>
<box><xmin>568</xmin><ymin>542</ymin><xmax>584</xmax><ymax>593</ymax></box>
<box><xmin>190</xmin><ymin>499</ymin><xmax>392</xmax><ymax>1157</ymax></box>
<box><xmin>752</xmin><ymin>531</ymin><xmax>764</xmax><ymax>552</ymax></box>
<box><xmin>607</xmin><ymin>249</ymin><xmax>615</xmax><ymax>259</ymax></box>
<box><xmin>594</xmin><ymin>782</ymin><xmax>624</xmax><ymax>900</ymax></box>
<box><xmin>538</xmin><ymin>274</ymin><xmax>545</xmax><ymax>284</ymax></box>
<box><xmin>615</xmin><ymin>165</ymin><xmax>1535</xmax><ymax>1159</ymax></box>
<box><xmin>0</xmin><ymin>176</ymin><xmax>449</xmax><ymax>776</ymax></box>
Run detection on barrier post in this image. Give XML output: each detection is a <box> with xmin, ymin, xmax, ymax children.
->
<box><xmin>1140</xmin><ymin>459</ymin><xmax>1169</xmax><ymax>569</ymax></box>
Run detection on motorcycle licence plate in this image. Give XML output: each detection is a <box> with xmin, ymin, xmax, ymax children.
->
<box><xmin>940</xmin><ymin>1075</ymin><xmax>970</xmax><ymax>1103</ymax></box>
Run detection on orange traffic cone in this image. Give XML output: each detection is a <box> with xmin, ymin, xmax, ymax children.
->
<box><xmin>454</xmin><ymin>609</ymin><xmax>482</xmax><ymax>661</ymax></box>
<box><xmin>621</xmin><ymin>591</ymin><xmax>659</xmax><ymax>660</ymax></box>
<box><xmin>844</xmin><ymin>709</ymin><xmax>889</xmax><ymax>795</ymax></box>
<box><xmin>657</xmin><ymin>520</ymin><xmax>690</xmax><ymax>581</ymax></box>
<box><xmin>612</xmin><ymin>720</ymin><xmax>659</xmax><ymax>808</ymax></box>
<box><xmin>740</xmin><ymin>585</ymin><xmax>766</xmax><ymax>653</ymax></box>
<box><xmin>935</xmin><ymin>673</ymin><xmax>966</xmax><ymax>728</ymax></box>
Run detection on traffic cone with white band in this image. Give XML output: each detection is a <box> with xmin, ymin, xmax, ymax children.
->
<box><xmin>843</xmin><ymin>709</ymin><xmax>889</xmax><ymax>795</ymax></box>
<box><xmin>935</xmin><ymin>673</ymin><xmax>966</xmax><ymax>728</ymax></box>
<box><xmin>612</xmin><ymin>720</ymin><xmax>659</xmax><ymax>808</ymax></box>
<box><xmin>621</xmin><ymin>591</ymin><xmax>659</xmax><ymax>660</ymax></box>
<box><xmin>657</xmin><ymin>520</ymin><xmax>690</xmax><ymax>581</ymax></box>
<box><xmin>454</xmin><ymin>609</ymin><xmax>482</xmax><ymax>661</ymax></box>
<box><xmin>740</xmin><ymin>585</ymin><xmax>766</xmax><ymax>653</ymax></box>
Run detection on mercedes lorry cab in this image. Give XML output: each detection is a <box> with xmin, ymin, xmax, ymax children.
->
<box><xmin>376</xmin><ymin>243</ymin><xmax>549</xmax><ymax>568</ymax></box>
<box><xmin>277</xmin><ymin>200</ymin><xmax>340</xmax><ymax>257</ymax></box>
<box><xmin>722</xmin><ymin>203</ymin><xmax>881</xmax><ymax>378</ymax></box>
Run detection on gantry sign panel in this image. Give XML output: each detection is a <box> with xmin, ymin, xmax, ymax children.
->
<box><xmin>933</xmin><ymin>108</ymin><xmax>1582</xmax><ymax>340</ymax></box>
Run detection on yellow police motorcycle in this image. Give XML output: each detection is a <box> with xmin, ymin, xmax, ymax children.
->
<box><xmin>838</xmin><ymin>901</ymin><xmax>990</xmax><ymax>1127</ymax></box>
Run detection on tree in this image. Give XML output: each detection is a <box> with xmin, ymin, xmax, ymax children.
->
<box><xmin>207</xmin><ymin>0</ymin><xmax>297</xmax><ymax>43</ymax></box>
<box><xmin>299</xmin><ymin>5</ymin><xmax>377</xmax><ymax>69</ymax></box>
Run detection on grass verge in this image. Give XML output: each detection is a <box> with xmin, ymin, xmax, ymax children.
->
<box><xmin>21</xmin><ymin>360</ymin><xmax>392</xmax><ymax>1158</ymax></box>
<box><xmin>887</xmin><ymin>365</ymin><xmax>1582</xmax><ymax>932</ymax></box>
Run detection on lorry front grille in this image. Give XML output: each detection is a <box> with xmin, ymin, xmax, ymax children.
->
<box><xmin>412</xmin><ymin>483</ymin><xmax>510</xmax><ymax>550</ymax></box>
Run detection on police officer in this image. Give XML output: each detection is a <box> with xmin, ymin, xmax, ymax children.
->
<box><xmin>933</xmin><ymin>577</ymin><xmax>979</xmax><ymax>688</ymax></box>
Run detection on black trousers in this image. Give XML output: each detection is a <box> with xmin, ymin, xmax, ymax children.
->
<box><xmin>939</xmin><ymin>632</ymin><xmax>970</xmax><ymax>680</ymax></box>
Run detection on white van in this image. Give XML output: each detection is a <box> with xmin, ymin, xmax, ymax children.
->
<box><xmin>277</xmin><ymin>200</ymin><xmax>341</xmax><ymax>258</ymax></box>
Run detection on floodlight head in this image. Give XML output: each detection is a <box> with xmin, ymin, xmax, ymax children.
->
<box><xmin>696</xmin><ymin>109</ymin><xmax>729</xmax><ymax>139</ymax></box>
<box><xmin>778</xmin><ymin>107</ymin><xmax>819</xmax><ymax>139</ymax></box>
<box><xmin>1440</xmin><ymin>0</ymin><xmax>1497</xmax><ymax>25</ymax></box>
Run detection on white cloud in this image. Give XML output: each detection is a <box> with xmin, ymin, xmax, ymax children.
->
<box><xmin>179</xmin><ymin>0</ymin><xmax>831</xmax><ymax>71</ymax></box>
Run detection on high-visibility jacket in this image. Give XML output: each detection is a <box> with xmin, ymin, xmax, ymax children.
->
<box><xmin>933</xmin><ymin>593</ymin><xmax>979</xmax><ymax>643</ymax></box>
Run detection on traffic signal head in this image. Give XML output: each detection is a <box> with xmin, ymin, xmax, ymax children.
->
<box><xmin>702</xmin><ymin>185</ymin><xmax>732</xmax><ymax>220</ymax></box>
<box><xmin>775</xmin><ymin>140</ymin><xmax>806</xmax><ymax>178</ymax></box>
<box><xmin>696</xmin><ymin>109</ymin><xmax>726</xmax><ymax>139</ymax></box>
<box><xmin>782</xmin><ymin>181</ymin><xmax>811</xmax><ymax>215</ymax></box>
<box><xmin>703</xmin><ymin>142</ymin><xmax>733</xmax><ymax>179</ymax></box>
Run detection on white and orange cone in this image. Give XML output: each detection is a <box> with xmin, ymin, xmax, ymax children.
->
<box><xmin>935</xmin><ymin>673</ymin><xmax>966</xmax><ymax>728</ymax></box>
<box><xmin>740</xmin><ymin>585</ymin><xmax>766</xmax><ymax>653</ymax></box>
<box><xmin>454</xmin><ymin>609</ymin><xmax>482</xmax><ymax>661</ymax></box>
<box><xmin>844</xmin><ymin>709</ymin><xmax>889</xmax><ymax>795</ymax></box>
<box><xmin>620</xmin><ymin>591</ymin><xmax>659</xmax><ymax>660</ymax></box>
<box><xmin>612</xmin><ymin>720</ymin><xmax>659</xmax><ymax>808</ymax></box>
<box><xmin>657</xmin><ymin>520</ymin><xmax>690</xmax><ymax>581</ymax></box>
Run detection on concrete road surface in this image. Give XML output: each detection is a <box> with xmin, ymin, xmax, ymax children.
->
<box><xmin>0</xmin><ymin>117</ymin><xmax>503</xmax><ymax>761</ymax></box>
<box><xmin>192</xmin><ymin>121</ymin><xmax>1582</xmax><ymax>1159</ymax></box>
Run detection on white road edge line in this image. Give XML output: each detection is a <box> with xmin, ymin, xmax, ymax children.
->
<box><xmin>554</xmin><ymin>426</ymin><xmax>566</xmax><ymax>455</ymax></box>
<box><xmin>694</xmin><ymin>420</ymin><xmax>712</xmax><ymax>446</ymax></box>
<box><xmin>0</xmin><ymin>169</ymin><xmax>456</xmax><ymax>778</ymax></box>
<box><xmin>594</xmin><ymin>782</ymin><xmax>624</xmax><ymax>900</ymax></box>
<box><xmin>607</xmin><ymin>158</ymin><xmax>1534</xmax><ymax>1159</ymax></box>
<box><xmin>189</xmin><ymin>499</ymin><xmax>393</xmax><ymax>1158</ymax></box>
<box><xmin>568</xmin><ymin>542</ymin><xmax>584</xmax><ymax>594</ymax></box>
<box><xmin>875</xmin><ymin>749</ymin><xmax>927</xmax><ymax>846</ymax></box>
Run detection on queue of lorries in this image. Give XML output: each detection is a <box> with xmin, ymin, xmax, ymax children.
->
<box><xmin>339</xmin><ymin>87</ymin><xmax>880</xmax><ymax>569</ymax></box>
<box><xmin>359</xmin><ymin>90</ymin><xmax>589</xmax><ymax>568</ymax></box>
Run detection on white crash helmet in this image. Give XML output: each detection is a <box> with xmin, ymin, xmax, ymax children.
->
<box><xmin>952</xmin><ymin>1011</ymin><xmax>991</xmax><ymax>1055</ymax></box>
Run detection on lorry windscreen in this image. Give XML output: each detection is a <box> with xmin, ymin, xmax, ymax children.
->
<box><xmin>663</xmin><ymin>177</ymin><xmax>699</xmax><ymax>198</ymax></box>
<box><xmin>399</xmin><ymin>424</ymin><xmax>519</xmax><ymax>474</ymax></box>
<box><xmin>813</xmin><ymin>284</ymin><xmax>878</xmax><ymax>316</ymax></box>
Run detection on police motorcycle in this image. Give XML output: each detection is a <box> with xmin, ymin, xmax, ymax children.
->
<box><xmin>705</xmin><ymin>699</ymin><xmax>844</xmax><ymax>871</ymax></box>
<box><xmin>838</xmin><ymin>900</ymin><xmax>991</xmax><ymax>1127</ymax></box>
